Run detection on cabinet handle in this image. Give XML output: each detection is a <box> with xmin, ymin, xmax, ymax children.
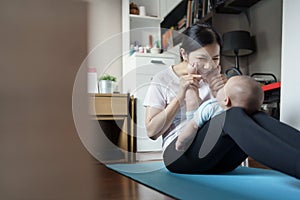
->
<box><xmin>150</xmin><ymin>60</ymin><xmax>165</xmax><ymax>65</ymax></box>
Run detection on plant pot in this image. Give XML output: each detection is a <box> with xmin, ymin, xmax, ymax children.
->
<box><xmin>98</xmin><ymin>80</ymin><xmax>114</xmax><ymax>93</ymax></box>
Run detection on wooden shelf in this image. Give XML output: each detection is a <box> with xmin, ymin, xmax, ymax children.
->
<box><xmin>199</xmin><ymin>11</ymin><xmax>214</xmax><ymax>23</ymax></box>
<box><xmin>216</xmin><ymin>0</ymin><xmax>261</xmax><ymax>14</ymax></box>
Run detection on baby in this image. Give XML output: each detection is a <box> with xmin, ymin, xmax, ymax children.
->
<box><xmin>176</xmin><ymin>74</ymin><xmax>264</xmax><ymax>152</ymax></box>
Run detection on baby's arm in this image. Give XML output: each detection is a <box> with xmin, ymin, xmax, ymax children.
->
<box><xmin>175</xmin><ymin>119</ymin><xmax>199</xmax><ymax>151</ymax></box>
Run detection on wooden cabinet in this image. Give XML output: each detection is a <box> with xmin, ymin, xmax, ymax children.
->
<box><xmin>89</xmin><ymin>93</ymin><xmax>134</xmax><ymax>162</ymax></box>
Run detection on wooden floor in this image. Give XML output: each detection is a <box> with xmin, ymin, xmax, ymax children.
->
<box><xmin>94</xmin><ymin>161</ymin><xmax>174</xmax><ymax>200</ymax></box>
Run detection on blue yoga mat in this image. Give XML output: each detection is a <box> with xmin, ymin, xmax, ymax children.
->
<box><xmin>107</xmin><ymin>161</ymin><xmax>300</xmax><ymax>200</ymax></box>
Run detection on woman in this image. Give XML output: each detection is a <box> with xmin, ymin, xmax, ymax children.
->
<box><xmin>143</xmin><ymin>23</ymin><xmax>226</xmax><ymax>169</ymax></box>
<box><xmin>144</xmin><ymin>25</ymin><xmax>300</xmax><ymax>179</ymax></box>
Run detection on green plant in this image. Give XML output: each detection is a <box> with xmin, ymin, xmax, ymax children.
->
<box><xmin>99</xmin><ymin>74</ymin><xmax>117</xmax><ymax>82</ymax></box>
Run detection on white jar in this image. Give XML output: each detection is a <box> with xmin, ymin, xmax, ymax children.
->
<box><xmin>139</xmin><ymin>6</ymin><xmax>146</xmax><ymax>16</ymax></box>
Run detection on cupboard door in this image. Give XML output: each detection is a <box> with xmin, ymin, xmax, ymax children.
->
<box><xmin>93</xmin><ymin>96</ymin><xmax>128</xmax><ymax>116</ymax></box>
<box><xmin>134</xmin><ymin>56</ymin><xmax>175</xmax><ymax>152</ymax></box>
<box><xmin>135</xmin><ymin>73</ymin><xmax>163</xmax><ymax>152</ymax></box>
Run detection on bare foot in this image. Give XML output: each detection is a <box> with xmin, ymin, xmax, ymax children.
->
<box><xmin>205</xmin><ymin>67</ymin><xmax>227</xmax><ymax>97</ymax></box>
<box><xmin>185</xmin><ymin>89</ymin><xmax>201</xmax><ymax>111</ymax></box>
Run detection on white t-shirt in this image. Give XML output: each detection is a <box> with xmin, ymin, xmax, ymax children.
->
<box><xmin>143</xmin><ymin>65</ymin><xmax>214</xmax><ymax>150</ymax></box>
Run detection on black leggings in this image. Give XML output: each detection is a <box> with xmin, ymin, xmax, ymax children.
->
<box><xmin>163</xmin><ymin>107</ymin><xmax>300</xmax><ymax>179</ymax></box>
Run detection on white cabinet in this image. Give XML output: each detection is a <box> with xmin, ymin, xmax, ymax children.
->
<box><xmin>123</xmin><ymin>52</ymin><xmax>176</xmax><ymax>94</ymax></box>
<box><xmin>122</xmin><ymin>0</ymin><xmax>162</xmax><ymax>53</ymax></box>
<box><xmin>122</xmin><ymin>0</ymin><xmax>183</xmax><ymax>50</ymax></box>
<box><xmin>122</xmin><ymin>1</ymin><xmax>179</xmax><ymax>152</ymax></box>
<box><xmin>123</xmin><ymin>53</ymin><xmax>176</xmax><ymax>152</ymax></box>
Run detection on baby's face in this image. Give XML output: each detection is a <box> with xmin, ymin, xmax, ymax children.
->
<box><xmin>215</xmin><ymin>76</ymin><xmax>235</xmax><ymax>109</ymax></box>
<box><xmin>215</xmin><ymin>76</ymin><xmax>249</xmax><ymax>110</ymax></box>
<box><xmin>216</xmin><ymin>86</ymin><xmax>227</xmax><ymax>109</ymax></box>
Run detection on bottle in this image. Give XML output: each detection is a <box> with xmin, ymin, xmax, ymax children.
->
<box><xmin>138</xmin><ymin>46</ymin><xmax>144</xmax><ymax>53</ymax></box>
<box><xmin>129</xmin><ymin>44</ymin><xmax>135</xmax><ymax>56</ymax></box>
<box><xmin>87</xmin><ymin>68</ymin><xmax>98</xmax><ymax>93</ymax></box>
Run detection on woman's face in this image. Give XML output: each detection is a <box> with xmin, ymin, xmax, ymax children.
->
<box><xmin>186</xmin><ymin>43</ymin><xmax>220</xmax><ymax>76</ymax></box>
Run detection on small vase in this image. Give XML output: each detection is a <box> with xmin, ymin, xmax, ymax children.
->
<box><xmin>98</xmin><ymin>80</ymin><xmax>114</xmax><ymax>93</ymax></box>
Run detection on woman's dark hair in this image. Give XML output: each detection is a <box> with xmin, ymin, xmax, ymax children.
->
<box><xmin>180</xmin><ymin>23</ymin><xmax>222</xmax><ymax>61</ymax></box>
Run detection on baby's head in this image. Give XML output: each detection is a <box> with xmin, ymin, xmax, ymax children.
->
<box><xmin>216</xmin><ymin>75</ymin><xmax>264</xmax><ymax>114</ymax></box>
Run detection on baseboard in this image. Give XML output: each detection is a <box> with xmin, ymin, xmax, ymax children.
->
<box><xmin>135</xmin><ymin>151</ymin><xmax>163</xmax><ymax>162</ymax></box>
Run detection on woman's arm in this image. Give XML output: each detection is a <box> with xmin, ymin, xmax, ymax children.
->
<box><xmin>145</xmin><ymin>74</ymin><xmax>201</xmax><ymax>140</ymax></box>
<box><xmin>145</xmin><ymin>95</ymin><xmax>183</xmax><ymax>140</ymax></box>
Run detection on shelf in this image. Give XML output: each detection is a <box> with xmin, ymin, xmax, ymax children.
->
<box><xmin>216</xmin><ymin>0</ymin><xmax>261</xmax><ymax>14</ymax></box>
<box><xmin>130</xmin><ymin>14</ymin><xmax>161</xmax><ymax>21</ymax></box>
<box><xmin>132</xmin><ymin>52</ymin><xmax>176</xmax><ymax>59</ymax></box>
<box><xmin>160</xmin><ymin>0</ymin><xmax>188</xmax><ymax>30</ymax></box>
<box><xmin>199</xmin><ymin>11</ymin><xmax>214</xmax><ymax>23</ymax></box>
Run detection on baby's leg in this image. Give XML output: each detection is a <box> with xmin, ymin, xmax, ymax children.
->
<box><xmin>176</xmin><ymin>65</ymin><xmax>202</xmax><ymax>151</ymax></box>
<box><xmin>186</xmin><ymin>64</ymin><xmax>201</xmax><ymax>112</ymax></box>
<box><xmin>185</xmin><ymin>89</ymin><xmax>200</xmax><ymax>112</ymax></box>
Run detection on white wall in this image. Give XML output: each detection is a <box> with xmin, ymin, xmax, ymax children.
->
<box><xmin>213</xmin><ymin>14</ymin><xmax>248</xmax><ymax>74</ymax></box>
<box><xmin>87</xmin><ymin>0</ymin><xmax>122</xmax><ymax>86</ymax></box>
<box><xmin>248</xmin><ymin>0</ymin><xmax>282</xmax><ymax>80</ymax></box>
<box><xmin>280</xmin><ymin>0</ymin><xmax>300</xmax><ymax>129</ymax></box>
<box><xmin>214</xmin><ymin>0</ymin><xmax>282</xmax><ymax>78</ymax></box>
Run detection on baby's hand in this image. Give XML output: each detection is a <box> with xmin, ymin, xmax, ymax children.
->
<box><xmin>187</xmin><ymin>62</ymin><xmax>198</xmax><ymax>74</ymax></box>
<box><xmin>175</xmin><ymin>139</ymin><xmax>187</xmax><ymax>152</ymax></box>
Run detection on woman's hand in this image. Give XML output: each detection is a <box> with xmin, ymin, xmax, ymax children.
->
<box><xmin>177</xmin><ymin>74</ymin><xmax>202</xmax><ymax>103</ymax></box>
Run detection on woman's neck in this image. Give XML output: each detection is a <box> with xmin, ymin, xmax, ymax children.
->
<box><xmin>172</xmin><ymin>61</ymin><xmax>188</xmax><ymax>77</ymax></box>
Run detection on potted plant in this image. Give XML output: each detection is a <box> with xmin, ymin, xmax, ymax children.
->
<box><xmin>98</xmin><ymin>74</ymin><xmax>117</xmax><ymax>93</ymax></box>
